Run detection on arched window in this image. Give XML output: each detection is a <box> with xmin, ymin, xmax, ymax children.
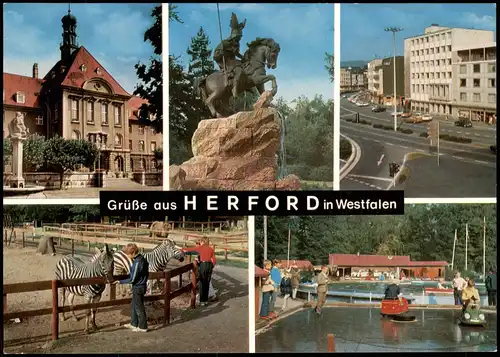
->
<box><xmin>114</xmin><ymin>134</ymin><xmax>123</xmax><ymax>147</ymax></box>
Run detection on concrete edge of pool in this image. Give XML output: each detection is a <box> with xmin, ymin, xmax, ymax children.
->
<box><xmin>256</xmin><ymin>302</ymin><xmax>497</xmax><ymax>334</ymax></box>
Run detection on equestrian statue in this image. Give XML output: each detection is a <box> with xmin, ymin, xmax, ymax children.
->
<box><xmin>195</xmin><ymin>13</ymin><xmax>281</xmax><ymax>118</ymax></box>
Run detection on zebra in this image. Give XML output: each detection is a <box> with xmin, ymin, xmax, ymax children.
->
<box><xmin>55</xmin><ymin>244</ymin><xmax>115</xmax><ymax>333</ymax></box>
<box><xmin>91</xmin><ymin>239</ymin><xmax>185</xmax><ymax>296</ymax></box>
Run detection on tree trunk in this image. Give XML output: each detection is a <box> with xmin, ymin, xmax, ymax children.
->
<box><xmin>36</xmin><ymin>236</ymin><xmax>56</xmax><ymax>255</ymax></box>
<box><xmin>59</xmin><ymin>172</ymin><xmax>64</xmax><ymax>189</ymax></box>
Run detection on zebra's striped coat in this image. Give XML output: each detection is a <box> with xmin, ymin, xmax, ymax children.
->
<box><xmin>55</xmin><ymin>244</ymin><xmax>115</xmax><ymax>333</ymax></box>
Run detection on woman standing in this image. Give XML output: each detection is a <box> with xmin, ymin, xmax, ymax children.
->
<box><xmin>290</xmin><ymin>265</ymin><xmax>301</xmax><ymax>299</ymax></box>
<box><xmin>280</xmin><ymin>270</ymin><xmax>293</xmax><ymax>311</ymax></box>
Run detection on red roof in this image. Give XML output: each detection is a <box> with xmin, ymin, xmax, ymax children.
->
<box><xmin>60</xmin><ymin>47</ymin><xmax>130</xmax><ymax>97</ymax></box>
<box><xmin>127</xmin><ymin>96</ymin><xmax>148</xmax><ymax>121</ymax></box>
<box><xmin>329</xmin><ymin>254</ymin><xmax>411</xmax><ymax>267</ymax></box>
<box><xmin>407</xmin><ymin>261</ymin><xmax>448</xmax><ymax>267</ymax></box>
<box><xmin>3</xmin><ymin>73</ymin><xmax>43</xmax><ymax>108</ymax></box>
<box><xmin>255</xmin><ymin>265</ymin><xmax>269</xmax><ymax>278</ymax></box>
<box><xmin>278</xmin><ymin>260</ymin><xmax>313</xmax><ymax>269</ymax></box>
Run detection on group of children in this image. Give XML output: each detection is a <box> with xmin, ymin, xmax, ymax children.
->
<box><xmin>117</xmin><ymin>238</ymin><xmax>218</xmax><ymax>333</ymax></box>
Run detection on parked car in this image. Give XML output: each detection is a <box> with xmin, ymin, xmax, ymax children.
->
<box><xmin>455</xmin><ymin>119</ymin><xmax>473</xmax><ymax>128</ymax></box>
<box><xmin>372</xmin><ymin>106</ymin><xmax>386</xmax><ymax>112</ymax></box>
<box><xmin>400</xmin><ymin>112</ymin><xmax>412</xmax><ymax>118</ymax></box>
<box><xmin>358</xmin><ymin>102</ymin><xmax>370</xmax><ymax>107</ymax></box>
<box><xmin>490</xmin><ymin>145</ymin><xmax>497</xmax><ymax>154</ymax></box>
<box><xmin>421</xmin><ymin>114</ymin><xmax>433</xmax><ymax>122</ymax></box>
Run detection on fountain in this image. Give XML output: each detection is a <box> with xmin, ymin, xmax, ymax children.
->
<box><xmin>3</xmin><ymin>112</ymin><xmax>45</xmax><ymax>197</ymax></box>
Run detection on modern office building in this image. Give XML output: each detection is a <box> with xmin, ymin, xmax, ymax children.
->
<box><xmin>340</xmin><ymin>67</ymin><xmax>368</xmax><ymax>91</ymax></box>
<box><xmin>452</xmin><ymin>43</ymin><xmax>496</xmax><ymax>123</ymax></box>
<box><xmin>3</xmin><ymin>9</ymin><xmax>162</xmax><ymax>174</ymax></box>
<box><xmin>403</xmin><ymin>24</ymin><xmax>495</xmax><ymax>116</ymax></box>
<box><xmin>367</xmin><ymin>58</ymin><xmax>384</xmax><ymax>98</ymax></box>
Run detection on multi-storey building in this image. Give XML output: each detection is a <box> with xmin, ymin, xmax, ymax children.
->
<box><xmin>367</xmin><ymin>58</ymin><xmax>384</xmax><ymax>98</ymax></box>
<box><xmin>452</xmin><ymin>43</ymin><xmax>496</xmax><ymax>123</ymax></box>
<box><xmin>404</xmin><ymin>24</ymin><xmax>494</xmax><ymax>116</ymax></box>
<box><xmin>3</xmin><ymin>9</ymin><xmax>162</xmax><ymax>174</ymax></box>
<box><xmin>340</xmin><ymin>67</ymin><xmax>368</xmax><ymax>91</ymax></box>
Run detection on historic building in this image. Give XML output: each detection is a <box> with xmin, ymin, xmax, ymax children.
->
<box><xmin>3</xmin><ymin>9</ymin><xmax>162</xmax><ymax>174</ymax></box>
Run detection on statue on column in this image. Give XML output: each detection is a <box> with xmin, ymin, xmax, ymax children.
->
<box><xmin>8</xmin><ymin>112</ymin><xmax>29</xmax><ymax>139</ymax></box>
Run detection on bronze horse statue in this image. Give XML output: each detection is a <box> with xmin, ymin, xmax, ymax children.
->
<box><xmin>195</xmin><ymin>38</ymin><xmax>281</xmax><ymax>118</ymax></box>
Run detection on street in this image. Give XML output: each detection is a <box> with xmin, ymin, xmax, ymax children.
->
<box><xmin>340</xmin><ymin>98</ymin><xmax>497</xmax><ymax>197</ymax></box>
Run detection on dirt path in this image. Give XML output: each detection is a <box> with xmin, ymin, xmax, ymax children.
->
<box><xmin>3</xmin><ymin>247</ymin><xmax>249</xmax><ymax>353</ymax></box>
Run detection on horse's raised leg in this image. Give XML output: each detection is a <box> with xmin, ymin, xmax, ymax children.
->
<box><xmin>68</xmin><ymin>293</ymin><xmax>79</xmax><ymax>322</ymax></box>
<box><xmin>60</xmin><ymin>288</ymin><xmax>68</xmax><ymax>321</ymax></box>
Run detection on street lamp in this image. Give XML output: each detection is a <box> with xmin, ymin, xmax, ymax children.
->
<box><xmin>385</xmin><ymin>27</ymin><xmax>403</xmax><ymax>131</ymax></box>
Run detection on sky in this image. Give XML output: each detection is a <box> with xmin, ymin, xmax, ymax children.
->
<box><xmin>3</xmin><ymin>3</ymin><xmax>158</xmax><ymax>94</ymax></box>
<box><xmin>341</xmin><ymin>3</ymin><xmax>496</xmax><ymax>61</ymax></box>
<box><xmin>169</xmin><ymin>3</ymin><xmax>334</xmax><ymax>103</ymax></box>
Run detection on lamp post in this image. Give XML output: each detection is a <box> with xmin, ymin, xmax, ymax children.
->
<box><xmin>385</xmin><ymin>27</ymin><xmax>403</xmax><ymax>131</ymax></box>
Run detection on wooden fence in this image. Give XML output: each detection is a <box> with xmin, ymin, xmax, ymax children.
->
<box><xmin>183</xmin><ymin>233</ymin><xmax>248</xmax><ymax>261</ymax></box>
<box><xmin>3</xmin><ymin>263</ymin><xmax>196</xmax><ymax>341</ymax></box>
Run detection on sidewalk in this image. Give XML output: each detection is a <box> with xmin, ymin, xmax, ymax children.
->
<box><xmin>256</xmin><ymin>296</ymin><xmax>305</xmax><ymax>331</ymax></box>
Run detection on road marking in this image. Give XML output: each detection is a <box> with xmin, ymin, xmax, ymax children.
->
<box><xmin>377</xmin><ymin>154</ymin><xmax>385</xmax><ymax>166</ymax></box>
<box><xmin>347</xmin><ymin>177</ymin><xmax>384</xmax><ymax>191</ymax></box>
<box><xmin>400</xmin><ymin>145</ymin><xmax>408</xmax><ymax>149</ymax></box>
<box><xmin>348</xmin><ymin>174</ymin><xmax>393</xmax><ymax>182</ymax></box>
<box><xmin>386</xmin><ymin>142</ymin><xmax>394</xmax><ymax>146</ymax></box>
<box><xmin>474</xmin><ymin>160</ymin><xmax>490</xmax><ymax>164</ymax></box>
<box><xmin>415</xmin><ymin>149</ymin><xmax>425</xmax><ymax>152</ymax></box>
<box><xmin>374</xmin><ymin>139</ymin><xmax>381</xmax><ymax>143</ymax></box>
<box><xmin>452</xmin><ymin>156</ymin><xmax>464</xmax><ymax>160</ymax></box>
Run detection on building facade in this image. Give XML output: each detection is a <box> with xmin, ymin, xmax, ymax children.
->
<box><xmin>340</xmin><ymin>67</ymin><xmax>368</xmax><ymax>91</ymax></box>
<box><xmin>3</xmin><ymin>10</ymin><xmax>162</xmax><ymax>174</ymax></box>
<box><xmin>367</xmin><ymin>58</ymin><xmax>384</xmax><ymax>98</ymax></box>
<box><xmin>404</xmin><ymin>24</ymin><xmax>495</xmax><ymax>116</ymax></box>
<box><xmin>381</xmin><ymin>56</ymin><xmax>405</xmax><ymax>100</ymax></box>
<box><xmin>451</xmin><ymin>43</ymin><xmax>496</xmax><ymax>123</ymax></box>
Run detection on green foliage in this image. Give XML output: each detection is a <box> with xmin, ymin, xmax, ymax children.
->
<box><xmin>340</xmin><ymin>138</ymin><xmax>352</xmax><ymax>161</ymax></box>
<box><xmin>3</xmin><ymin>205</ymin><xmax>101</xmax><ymax>225</ymax></box>
<box><xmin>134</xmin><ymin>5</ymin><xmax>162</xmax><ymax>133</ymax></box>
<box><xmin>284</xmin><ymin>96</ymin><xmax>333</xmax><ymax>181</ymax></box>
<box><xmin>3</xmin><ymin>139</ymin><xmax>12</xmax><ymax>166</ymax></box>
<box><xmin>324</xmin><ymin>53</ymin><xmax>334</xmax><ymax>81</ymax></box>
<box><xmin>255</xmin><ymin>205</ymin><xmax>497</xmax><ymax>275</ymax></box>
<box><xmin>153</xmin><ymin>148</ymin><xmax>163</xmax><ymax>170</ymax></box>
<box><xmin>23</xmin><ymin>134</ymin><xmax>46</xmax><ymax>171</ymax></box>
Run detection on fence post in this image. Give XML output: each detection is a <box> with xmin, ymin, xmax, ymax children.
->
<box><xmin>110</xmin><ymin>282</ymin><xmax>116</xmax><ymax>301</ymax></box>
<box><xmin>190</xmin><ymin>264</ymin><xmax>197</xmax><ymax>309</ymax></box>
<box><xmin>22</xmin><ymin>231</ymin><xmax>25</xmax><ymax>248</ymax></box>
<box><xmin>3</xmin><ymin>294</ymin><xmax>7</xmax><ymax>313</ymax></box>
<box><xmin>178</xmin><ymin>273</ymin><xmax>182</xmax><ymax>288</ymax></box>
<box><xmin>327</xmin><ymin>334</ymin><xmax>335</xmax><ymax>352</ymax></box>
<box><xmin>71</xmin><ymin>239</ymin><xmax>75</xmax><ymax>257</ymax></box>
<box><xmin>163</xmin><ymin>271</ymin><xmax>171</xmax><ymax>326</ymax></box>
<box><xmin>52</xmin><ymin>280</ymin><xmax>59</xmax><ymax>340</ymax></box>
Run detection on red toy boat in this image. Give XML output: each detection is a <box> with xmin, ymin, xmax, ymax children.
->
<box><xmin>380</xmin><ymin>297</ymin><xmax>416</xmax><ymax>321</ymax></box>
<box><xmin>424</xmin><ymin>288</ymin><xmax>454</xmax><ymax>295</ymax></box>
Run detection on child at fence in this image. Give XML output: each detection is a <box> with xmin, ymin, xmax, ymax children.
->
<box><xmin>183</xmin><ymin>238</ymin><xmax>216</xmax><ymax>306</ymax></box>
<box><xmin>116</xmin><ymin>243</ymin><xmax>149</xmax><ymax>332</ymax></box>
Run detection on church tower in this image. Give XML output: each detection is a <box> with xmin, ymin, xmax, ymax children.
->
<box><xmin>60</xmin><ymin>6</ymin><xmax>78</xmax><ymax>62</ymax></box>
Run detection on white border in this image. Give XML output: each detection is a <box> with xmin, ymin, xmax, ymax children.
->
<box><xmin>248</xmin><ymin>216</ymin><xmax>256</xmax><ymax>353</ymax></box>
<box><xmin>333</xmin><ymin>3</ymin><xmax>341</xmax><ymax>191</ymax></box>
<box><xmin>405</xmin><ymin>198</ymin><xmax>497</xmax><ymax>204</ymax></box>
<box><xmin>162</xmin><ymin>3</ymin><xmax>170</xmax><ymax>191</ymax></box>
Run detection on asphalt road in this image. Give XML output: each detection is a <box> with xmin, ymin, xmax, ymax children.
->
<box><xmin>340</xmin><ymin>99</ymin><xmax>496</xmax><ymax>146</ymax></box>
<box><xmin>256</xmin><ymin>307</ymin><xmax>497</xmax><ymax>353</ymax></box>
<box><xmin>340</xmin><ymin>100</ymin><xmax>497</xmax><ymax>197</ymax></box>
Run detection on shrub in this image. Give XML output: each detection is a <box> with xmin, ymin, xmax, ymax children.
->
<box><xmin>373</xmin><ymin>124</ymin><xmax>383</xmax><ymax>129</ymax></box>
<box><xmin>420</xmin><ymin>132</ymin><xmax>429</xmax><ymax>138</ymax></box>
<box><xmin>398</xmin><ymin>128</ymin><xmax>413</xmax><ymax>134</ymax></box>
<box><xmin>345</xmin><ymin>118</ymin><xmax>353</xmax><ymax>122</ymax></box>
<box><xmin>382</xmin><ymin>125</ymin><xmax>392</xmax><ymax>130</ymax></box>
<box><xmin>360</xmin><ymin>119</ymin><xmax>371</xmax><ymax>125</ymax></box>
<box><xmin>340</xmin><ymin>138</ymin><xmax>352</xmax><ymax>161</ymax></box>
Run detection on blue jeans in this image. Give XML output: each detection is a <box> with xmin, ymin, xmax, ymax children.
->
<box><xmin>131</xmin><ymin>286</ymin><xmax>147</xmax><ymax>329</ymax></box>
<box><xmin>454</xmin><ymin>288</ymin><xmax>463</xmax><ymax>305</ymax></box>
<box><xmin>269</xmin><ymin>290</ymin><xmax>278</xmax><ymax>312</ymax></box>
<box><xmin>260</xmin><ymin>291</ymin><xmax>272</xmax><ymax>317</ymax></box>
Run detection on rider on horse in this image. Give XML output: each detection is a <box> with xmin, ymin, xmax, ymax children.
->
<box><xmin>213</xmin><ymin>13</ymin><xmax>246</xmax><ymax>95</ymax></box>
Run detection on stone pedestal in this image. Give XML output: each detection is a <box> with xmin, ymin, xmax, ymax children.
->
<box><xmin>10</xmin><ymin>137</ymin><xmax>26</xmax><ymax>189</ymax></box>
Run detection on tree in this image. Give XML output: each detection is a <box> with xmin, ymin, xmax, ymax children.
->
<box><xmin>134</xmin><ymin>5</ymin><xmax>162</xmax><ymax>133</ymax></box>
<box><xmin>43</xmin><ymin>136</ymin><xmax>99</xmax><ymax>188</ymax></box>
<box><xmin>3</xmin><ymin>139</ymin><xmax>12</xmax><ymax>166</ymax></box>
<box><xmin>23</xmin><ymin>134</ymin><xmax>47</xmax><ymax>171</ymax></box>
<box><xmin>186</xmin><ymin>26</ymin><xmax>215</xmax><ymax>128</ymax></box>
<box><xmin>325</xmin><ymin>53</ymin><xmax>334</xmax><ymax>81</ymax></box>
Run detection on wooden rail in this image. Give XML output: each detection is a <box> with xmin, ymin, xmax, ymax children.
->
<box><xmin>183</xmin><ymin>233</ymin><xmax>248</xmax><ymax>261</ymax></box>
<box><xmin>62</xmin><ymin>221</ymin><xmax>234</xmax><ymax>234</ymax></box>
<box><xmin>3</xmin><ymin>263</ymin><xmax>197</xmax><ymax>341</ymax></box>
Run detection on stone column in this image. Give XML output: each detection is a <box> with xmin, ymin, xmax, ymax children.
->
<box><xmin>10</xmin><ymin>137</ymin><xmax>26</xmax><ymax>188</ymax></box>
